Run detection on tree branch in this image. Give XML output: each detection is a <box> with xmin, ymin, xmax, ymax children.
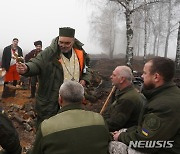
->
<box><xmin>170</xmin><ymin>22</ymin><xmax>180</xmax><ymax>34</ymax></box>
<box><xmin>132</xmin><ymin>0</ymin><xmax>160</xmax><ymax>13</ymax></box>
<box><xmin>110</xmin><ymin>0</ymin><xmax>127</xmax><ymax>9</ymax></box>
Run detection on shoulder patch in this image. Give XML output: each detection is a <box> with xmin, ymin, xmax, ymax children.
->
<box><xmin>144</xmin><ymin>113</ymin><xmax>161</xmax><ymax>131</ymax></box>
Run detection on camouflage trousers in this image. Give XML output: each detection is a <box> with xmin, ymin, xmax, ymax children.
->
<box><xmin>109</xmin><ymin>141</ymin><xmax>145</xmax><ymax>154</ymax></box>
<box><xmin>109</xmin><ymin>129</ymin><xmax>145</xmax><ymax>154</ymax></box>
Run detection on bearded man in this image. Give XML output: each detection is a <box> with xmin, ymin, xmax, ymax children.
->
<box><xmin>16</xmin><ymin>27</ymin><xmax>91</xmax><ymax>127</ymax></box>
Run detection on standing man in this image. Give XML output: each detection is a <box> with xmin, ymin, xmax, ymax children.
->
<box><xmin>30</xmin><ymin>81</ymin><xmax>110</xmax><ymax>154</ymax></box>
<box><xmin>112</xmin><ymin>57</ymin><xmax>180</xmax><ymax>154</ymax></box>
<box><xmin>1</xmin><ymin>38</ymin><xmax>23</xmax><ymax>98</ymax></box>
<box><xmin>102</xmin><ymin>66</ymin><xmax>144</xmax><ymax>132</ymax></box>
<box><xmin>16</xmin><ymin>27</ymin><xmax>91</xmax><ymax>126</ymax></box>
<box><xmin>25</xmin><ymin>40</ymin><xmax>43</xmax><ymax>98</ymax></box>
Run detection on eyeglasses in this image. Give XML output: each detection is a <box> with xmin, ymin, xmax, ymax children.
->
<box><xmin>59</xmin><ymin>41</ymin><xmax>73</xmax><ymax>47</ymax></box>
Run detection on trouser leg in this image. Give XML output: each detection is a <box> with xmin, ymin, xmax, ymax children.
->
<box><xmin>2</xmin><ymin>82</ymin><xmax>8</xmax><ymax>98</ymax></box>
<box><xmin>1</xmin><ymin>82</ymin><xmax>14</xmax><ymax>98</ymax></box>
<box><xmin>29</xmin><ymin>76</ymin><xmax>37</xmax><ymax>98</ymax></box>
<box><xmin>30</xmin><ymin>86</ymin><xmax>36</xmax><ymax>98</ymax></box>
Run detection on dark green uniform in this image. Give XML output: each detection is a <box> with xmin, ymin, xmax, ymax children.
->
<box><xmin>31</xmin><ymin>104</ymin><xmax>110</xmax><ymax>154</ymax></box>
<box><xmin>118</xmin><ymin>82</ymin><xmax>180</xmax><ymax>154</ymax></box>
<box><xmin>0</xmin><ymin>109</ymin><xmax>22</xmax><ymax>154</ymax></box>
<box><xmin>103</xmin><ymin>85</ymin><xmax>144</xmax><ymax>132</ymax></box>
<box><xmin>23</xmin><ymin>37</ymin><xmax>91</xmax><ymax>125</ymax></box>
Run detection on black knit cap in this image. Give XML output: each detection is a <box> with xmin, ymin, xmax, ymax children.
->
<box><xmin>59</xmin><ymin>27</ymin><xmax>75</xmax><ymax>38</ymax></box>
<box><xmin>34</xmin><ymin>40</ymin><xmax>42</xmax><ymax>46</ymax></box>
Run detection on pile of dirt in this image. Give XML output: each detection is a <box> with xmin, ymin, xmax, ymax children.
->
<box><xmin>0</xmin><ymin>88</ymin><xmax>36</xmax><ymax>153</ymax></box>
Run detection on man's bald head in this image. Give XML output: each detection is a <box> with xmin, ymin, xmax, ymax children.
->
<box><xmin>115</xmin><ymin>66</ymin><xmax>133</xmax><ymax>82</ymax></box>
<box><xmin>111</xmin><ymin>66</ymin><xmax>133</xmax><ymax>90</ymax></box>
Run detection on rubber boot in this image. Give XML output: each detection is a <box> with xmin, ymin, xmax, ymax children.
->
<box><xmin>1</xmin><ymin>82</ymin><xmax>11</xmax><ymax>98</ymax></box>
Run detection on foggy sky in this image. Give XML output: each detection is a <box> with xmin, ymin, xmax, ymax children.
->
<box><xmin>0</xmin><ymin>0</ymin><xmax>100</xmax><ymax>54</ymax></box>
<box><xmin>0</xmin><ymin>0</ymin><xmax>178</xmax><ymax>59</ymax></box>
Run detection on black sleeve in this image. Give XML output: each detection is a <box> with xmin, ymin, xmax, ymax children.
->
<box><xmin>18</xmin><ymin>47</ymin><xmax>23</xmax><ymax>57</ymax></box>
<box><xmin>1</xmin><ymin>47</ymin><xmax>7</xmax><ymax>69</ymax></box>
<box><xmin>0</xmin><ymin>110</ymin><xmax>22</xmax><ymax>154</ymax></box>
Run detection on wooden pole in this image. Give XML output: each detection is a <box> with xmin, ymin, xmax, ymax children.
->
<box><xmin>100</xmin><ymin>86</ymin><xmax>116</xmax><ymax>114</ymax></box>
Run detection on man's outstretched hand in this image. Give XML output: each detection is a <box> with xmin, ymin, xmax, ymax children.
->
<box><xmin>16</xmin><ymin>63</ymin><xmax>28</xmax><ymax>75</ymax></box>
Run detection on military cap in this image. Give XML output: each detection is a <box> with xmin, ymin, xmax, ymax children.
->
<box><xmin>34</xmin><ymin>40</ymin><xmax>42</xmax><ymax>46</ymax></box>
<box><xmin>59</xmin><ymin>27</ymin><xmax>75</xmax><ymax>38</ymax></box>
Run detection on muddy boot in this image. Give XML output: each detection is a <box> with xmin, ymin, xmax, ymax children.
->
<box><xmin>2</xmin><ymin>82</ymin><xmax>17</xmax><ymax>98</ymax></box>
<box><xmin>1</xmin><ymin>83</ymin><xmax>10</xmax><ymax>98</ymax></box>
<box><xmin>2</xmin><ymin>85</ymin><xmax>9</xmax><ymax>98</ymax></box>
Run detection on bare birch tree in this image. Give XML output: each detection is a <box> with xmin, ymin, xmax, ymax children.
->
<box><xmin>164</xmin><ymin>0</ymin><xmax>180</xmax><ymax>57</ymax></box>
<box><xmin>175</xmin><ymin>22</ymin><xmax>180</xmax><ymax>72</ymax></box>
<box><xmin>109</xmin><ymin>0</ymin><xmax>159</xmax><ymax>68</ymax></box>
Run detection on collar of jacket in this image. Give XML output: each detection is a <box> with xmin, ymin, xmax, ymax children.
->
<box><xmin>73</xmin><ymin>38</ymin><xmax>84</xmax><ymax>49</ymax></box>
<box><xmin>58</xmin><ymin>103</ymin><xmax>83</xmax><ymax>114</ymax></box>
<box><xmin>142</xmin><ymin>82</ymin><xmax>176</xmax><ymax>100</ymax></box>
<box><xmin>8</xmin><ymin>45</ymin><xmax>21</xmax><ymax>51</ymax></box>
<box><xmin>115</xmin><ymin>84</ymin><xmax>134</xmax><ymax>97</ymax></box>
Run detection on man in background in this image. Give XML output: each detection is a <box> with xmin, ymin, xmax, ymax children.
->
<box><xmin>1</xmin><ymin>38</ymin><xmax>23</xmax><ymax>98</ymax></box>
<box><xmin>25</xmin><ymin>40</ymin><xmax>43</xmax><ymax>98</ymax></box>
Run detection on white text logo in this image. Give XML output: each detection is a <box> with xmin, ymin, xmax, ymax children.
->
<box><xmin>129</xmin><ymin>141</ymin><xmax>174</xmax><ymax>148</ymax></box>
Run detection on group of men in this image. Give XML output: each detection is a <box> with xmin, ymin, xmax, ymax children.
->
<box><xmin>1</xmin><ymin>38</ymin><xmax>42</xmax><ymax>98</ymax></box>
<box><xmin>109</xmin><ymin>58</ymin><xmax>180</xmax><ymax>154</ymax></box>
<box><xmin>0</xmin><ymin>27</ymin><xmax>180</xmax><ymax>154</ymax></box>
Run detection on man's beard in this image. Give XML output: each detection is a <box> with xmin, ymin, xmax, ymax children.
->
<box><xmin>143</xmin><ymin>82</ymin><xmax>155</xmax><ymax>90</ymax></box>
<box><xmin>60</xmin><ymin>47</ymin><xmax>69</xmax><ymax>53</ymax></box>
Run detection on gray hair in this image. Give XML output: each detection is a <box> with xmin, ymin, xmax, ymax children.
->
<box><xmin>59</xmin><ymin>81</ymin><xmax>84</xmax><ymax>103</ymax></box>
<box><xmin>116</xmin><ymin>66</ymin><xmax>133</xmax><ymax>81</ymax></box>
